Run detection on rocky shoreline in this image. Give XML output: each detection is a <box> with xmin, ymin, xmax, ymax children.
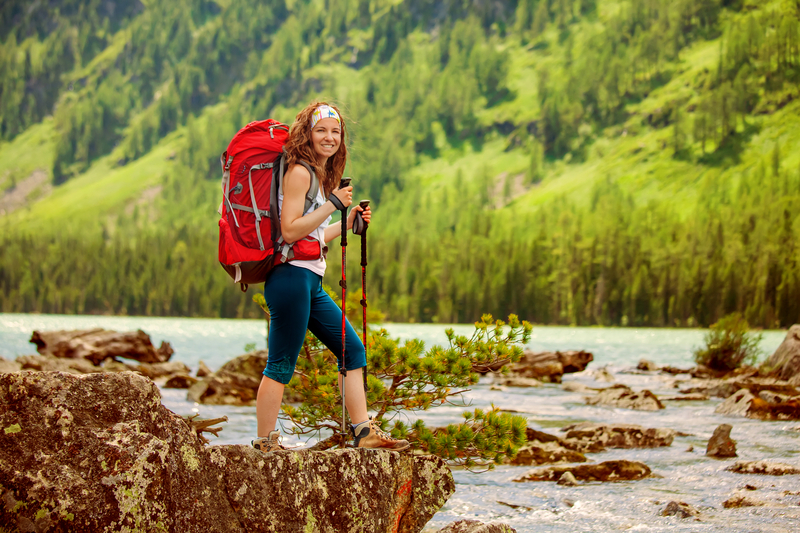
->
<box><xmin>1</xmin><ymin>324</ymin><xmax>800</xmax><ymax>530</ymax></box>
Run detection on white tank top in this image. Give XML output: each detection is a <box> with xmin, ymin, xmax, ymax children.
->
<box><xmin>277</xmin><ymin>183</ymin><xmax>330</xmax><ymax>277</ymax></box>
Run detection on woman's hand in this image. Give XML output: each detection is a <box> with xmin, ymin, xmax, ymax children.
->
<box><xmin>347</xmin><ymin>203</ymin><xmax>371</xmax><ymax>230</ymax></box>
<box><xmin>330</xmin><ymin>186</ymin><xmax>353</xmax><ymax>209</ymax></box>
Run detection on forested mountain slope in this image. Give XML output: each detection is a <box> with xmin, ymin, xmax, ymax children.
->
<box><xmin>1</xmin><ymin>0</ymin><xmax>798</xmax><ymax>328</ymax></box>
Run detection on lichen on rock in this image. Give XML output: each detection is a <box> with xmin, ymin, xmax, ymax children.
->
<box><xmin>0</xmin><ymin>371</ymin><xmax>455</xmax><ymax>532</ymax></box>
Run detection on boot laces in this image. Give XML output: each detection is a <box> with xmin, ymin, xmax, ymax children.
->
<box><xmin>372</xmin><ymin>421</ymin><xmax>399</xmax><ymax>442</ymax></box>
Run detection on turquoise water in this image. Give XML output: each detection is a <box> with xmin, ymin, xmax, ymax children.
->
<box><xmin>1</xmin><ymin>314</ymin><xmax>798</xmax><ymax>532</ymax></box>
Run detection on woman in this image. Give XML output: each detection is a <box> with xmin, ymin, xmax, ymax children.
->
<box><xmin>252</xmin><ymin>102</ymin><xmax>410</xmax><ymax>453</ymax></box>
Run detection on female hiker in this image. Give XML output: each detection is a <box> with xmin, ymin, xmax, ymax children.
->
<box><xmin>252</xmin><ymin>102</ymin><xmax>410</xmax><ymax>453</ymax></box>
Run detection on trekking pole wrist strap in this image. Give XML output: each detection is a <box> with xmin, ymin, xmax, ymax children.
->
<box><xmin>329</xmin><ymin>195</ymin><xmax>345</xmax><ymax>211</ymax></box>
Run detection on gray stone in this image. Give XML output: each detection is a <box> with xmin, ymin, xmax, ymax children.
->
<box><xmin>706</xmin><ymin>424</ymin><xmax>737</xmax><ymax>457</ymax></box>
<box><xmin>0</xmin><ymin>371</ymin><xmax>454</xmax><ymax>533</ymax></box>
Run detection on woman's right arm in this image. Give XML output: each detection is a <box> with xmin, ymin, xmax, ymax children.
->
<box><xmin>280</xmin><ymin>165</ymin><xmax>352</xmax><ymax>243</ymax></box>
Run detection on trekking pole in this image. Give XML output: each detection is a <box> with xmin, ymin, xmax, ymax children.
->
<box><xmin>338</xmin><ymin>177</ymin><xmax>351</xmax><ymax>449</ymax></box>
<box><xmin>353</xmin><ymin>200</ymin><xmax>370</xmax><ymax>392</ymax></box>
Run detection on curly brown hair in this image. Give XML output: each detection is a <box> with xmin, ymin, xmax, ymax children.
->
<box><xmin>284</xmin><ymin>101</ymin><xmax>348</xmax><ymax>198</ymax></box>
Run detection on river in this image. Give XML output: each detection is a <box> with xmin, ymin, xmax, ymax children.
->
<box><xmin>1</xmin><ymin>314</ymin><xmax>798</xmax><ymax>532</ymax></box>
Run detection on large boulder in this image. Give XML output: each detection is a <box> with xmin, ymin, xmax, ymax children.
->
<box><xmin>585</xmin><ymin>385</ymin><xmax>664</xmax><ymax>411</ymax></box>
<box><xmin>513</xmin><ymin>460</ymin><xmax>651</xmax><ymax>483</ymax></box>
<box><xmin>764</xmin><ymin>325</ymin><xmax>800</xmax><ymax>381</ymax></box>
<box><xmin>507</xmin><ymin>350</ymin><xmax>593</xmax><ymax>383</ymax></box>
<box><xmin>715</xmin><ymin>389</ymin><xmax>800</xmax><ymax>420</ymax></box>
<box><xmin>0</xmin><ymin>371</ymin><xmax>454</xmax><ymax>533</ymax></box>
<box><xmin>561</xmin><ymin>423</ymin><xmax>675</xmax><ymax>449</ymax></box>
<box><xmin>30</xmin><ymin>328</ymin><xmax>173</xmax><ymax>365</ymax></box>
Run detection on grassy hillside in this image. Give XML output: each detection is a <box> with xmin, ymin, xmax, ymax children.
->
<box><xmin>1</xmin><ymin>0</ymin><xmax>799</xmax><ymax>327</ymax></box>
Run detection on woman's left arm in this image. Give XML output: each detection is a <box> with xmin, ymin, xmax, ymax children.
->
<box><xmin>323</xmin><ymin>204</ymin><xmax>371</xmax><ymax>243</ymax></box>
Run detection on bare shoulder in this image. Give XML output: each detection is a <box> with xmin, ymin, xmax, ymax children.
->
<box><xmin>284</xmin><ymin>163</ymin><xmax>312</xmax><ymax>188</ymax></box>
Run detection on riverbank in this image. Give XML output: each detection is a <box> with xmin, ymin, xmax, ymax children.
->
<box><xmin>1</xmin><ymin>314</ymin><xmax>798</xmax><ymax>532</ymax></box>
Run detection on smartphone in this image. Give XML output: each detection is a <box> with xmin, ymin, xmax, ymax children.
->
<box><xmin>339</xmin><ymin>177</ymin><xmax>352</xmax><ymax>189</ymax></box>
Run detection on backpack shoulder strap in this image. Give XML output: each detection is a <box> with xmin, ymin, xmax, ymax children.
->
<box><xmin>296</xmin><ymin>160</ymin><xmax>320</xmax><ymax>213</ymax></box>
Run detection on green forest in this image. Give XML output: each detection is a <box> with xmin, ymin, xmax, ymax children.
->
<box><xmin>0</xmin><ymin>0</ymin><xmax>799</xmax><ymax>328</ymax></box>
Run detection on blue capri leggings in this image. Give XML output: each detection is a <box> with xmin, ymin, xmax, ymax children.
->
<box><xmin>262</xmin><ymin>263</ymin><xmax>366</xmax><ymax>384</ymax></box>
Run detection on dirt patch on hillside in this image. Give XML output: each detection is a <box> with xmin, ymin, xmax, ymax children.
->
<box><xmin>124</xmin><ymin>185</ymin><xmax>163</xmax><ymax>215</ymax></box>
<box><xmin>0</xmin><ymin>170</ymin><xmax>52</xmax><ymax>216</ymax></box>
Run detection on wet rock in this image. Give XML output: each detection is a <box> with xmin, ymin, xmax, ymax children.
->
<box><xmin>0</xmin><ymin>355</ymin><xmax>21</xmax><ymax>373</ymax></box>
<box><xmin>138</xmin><ymin>361</ymin><xmax>192</xmax><ymax>380</ymax></box>
<box><xmin>497</xmin><ymin>501</ymin><xmax>533</xmax><ymax>511</ymax></box>
<box><xmin>507</xmin><ymin>350</ymin><xmax>593</xmax><ymax>383</ymax></box>
<box><xmin>585</xmin><ymin>384</ymin><xmax>664</xmax><ymax>411</ymax></box>
<box><xmin>561</xmin><ymin>380</ymin><xmax>594</xmax><ymax>393</ymax></box>
<box><xmin>437</xmin><ymin>520</ymin><xmax>517</xmax><ymax>533</ymax></box>
<box><xmin>100</xmin><ymin>359</ymin><xmax>139</xmax><ymax>373</ymax></box>
<box><xmin>0</xmin><ymin>371</ymin><xmax>454</xmax><ymax>532</ymax></box>
<box><xmin>29</xmin><ymin>328</ymin><xmax>173</xmax><ymax>365</ymax></box>
<box><xmin>758</xmin><ymin>390</ymin><xmax>794</xmax><ymax>404</ymax></box>
<box><xmin>513</xmin><ymin>460</ymin><xmax>651</xmax><ymax>483</ymax></box>
<box><xmin>722</xmin><ymin>494</ymin><xmax>769</xmax><ymax>508</ymax></box>
<box><xmin>706</xmin><ymin>424</ymin><xmax>737</xmax><ymax>457</ymax></box>
<box><xmin>197</xmin><ymin>360</ymin><xmax>212</xmax><ymax>377</ymax></box>
<box><xmin>557</xmin><ymin>471</ymin><xmax>579</xmax><ymax>486</ymax></box>
<box><xmin>681</xmin><ymin>373</ymin><xmax>798</xmax><ymax>400</ymax></box>
<box><xmin>592</xmin><ymin>367</ymin><xmax>615</xmax><ymax>382</ymax></box>
<box><xmin>660</xmin><ymin>393</ymin><xmax>709</xmax><ymax>401</ymax></box>
<box><xmin>763</xmin><ymin>324</ymin><xmax>800</xmax><ymax>381</ymax></box>
<box><xmin>726</xmin><ymin>460</ymin><xmax>800</xmax><ymax>475</ymax></box>
<box><xmin>562</xmin><ymin>423</ymin><xmax>675</xmax><ymax>449</ymax></box>
<box><xmin>16</xmin><ymin>354</ymin><xmax>102</xmax><ymax>374</ymax></box>
<box><xmin>492</xmin><ymin>376</ymin><xmax>542</xmax><ymax>388</ymax></box>
<box><xmin>187</xmin><ymin>351</ymin><xmax>268</xmax><ymax>405</ymax></box>
<box><xmin>508</xmin><ymin>442</ymin><xmax>586</xmax><ymax>466</ymax></box>
<box><xmin>637</xmin><ymin>359</ymin><xmax>659</xmax><ymax>371</ymax></box>
<box><xmin>660</xmin><ymin>366</ymin><xmax>692</xmax><ymax>375</ymax></box>
<box><xmin>661</xmin><ymin>501</ymin><xmax>699</xmax><ymax>518</ymax></box>
<box><xmin>715</xmin><ymin>389</ymin><xmax>800</xmax><ymax>420</ymax></box>
<box><xmin>164</xmin><ymin>374</ymin><xmax>199</xmax><ymax>389</ymax></box>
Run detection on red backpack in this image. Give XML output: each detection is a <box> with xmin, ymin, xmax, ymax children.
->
<box><xmin>217</xmin><ymin>119</ymin><xmax>323</xmax><ymax>290</ymax></box>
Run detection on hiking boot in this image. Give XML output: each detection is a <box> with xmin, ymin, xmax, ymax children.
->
<box><xmin>252</xmin><ymin>430</ymin><xmax>286</xmax><ymax>453</ymax></box>
<box><xmin>351</xmin><ymin>419</ymin><xmax>411</xmax><ymax>451</ymax></box>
